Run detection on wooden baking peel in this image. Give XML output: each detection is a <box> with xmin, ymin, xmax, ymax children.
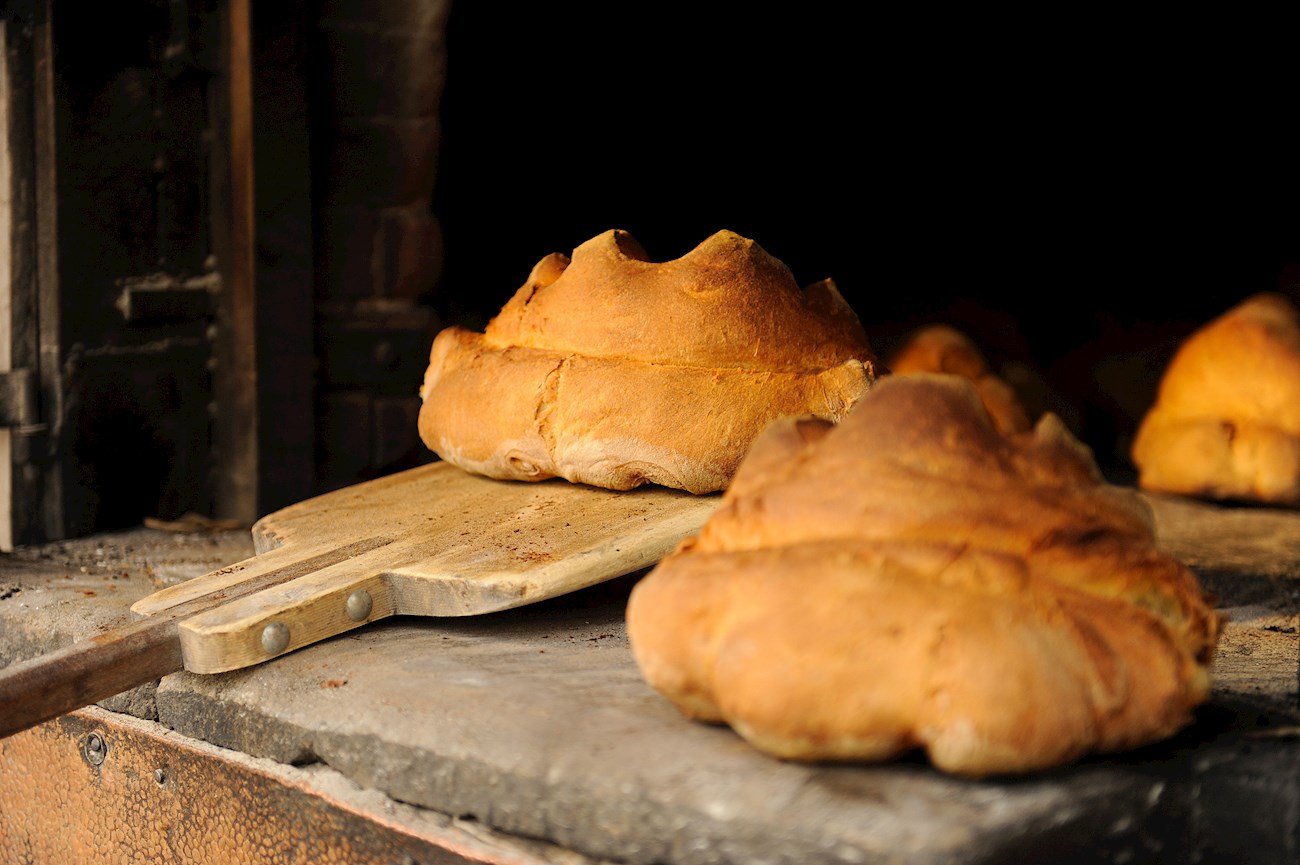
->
<box><xmin>0</xmin><ymin>461</ymin><xmax>720</xmax><ymax>739</ymax></box>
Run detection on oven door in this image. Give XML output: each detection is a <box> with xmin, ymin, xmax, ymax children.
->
<box><xmin>1</xmin><ymin>3</ymin><xmax>60</xmax><ymax>550</ymax></box>
<box><xmin>0</xmin><ymin>0</ymin><xmax>311</xmax><ymax>550</ymax></box>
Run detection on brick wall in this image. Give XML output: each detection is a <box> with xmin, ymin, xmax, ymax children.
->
<box><xmin>309</xmin><ymin>0</ymin><xmax>449</xmax><ymax>493</ymax></box>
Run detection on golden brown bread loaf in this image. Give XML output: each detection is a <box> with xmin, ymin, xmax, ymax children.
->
<box><xmin>1131</xmin><ymin>292</ymin><xmax>1300</xmax><ymax>506</ymax></box>
<box><xmin>417</xmin><ymin>229</ymin><xmax>878</xmax><ymax>493</ymax></box>
<box><xmin>885</xmin><ymin>323</ymin><xmax>1032</xmax><ymax>434</ymax></box>
<box><xmin>626</xmin><ymin>374</ymin><xmax>1221</xmax><ymax>776</ymax></box>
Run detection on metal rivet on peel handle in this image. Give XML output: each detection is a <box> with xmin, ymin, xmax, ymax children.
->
<box><xmin>346</xmin><ymin>589</ymin><xmax>373</xmax><ymax>622</ymax></box>
<box><xmin>261</xmin><ymin>621</ymin><xmax>290</xmax><ymax>655</ymax></box>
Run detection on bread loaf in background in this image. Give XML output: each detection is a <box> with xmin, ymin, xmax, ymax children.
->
<box><xmin>1131</xmin><ymin>291</ymin><xmax>1300</xmax><ymax>506</ymax></box>
<box><xmin>417</xmin><ymin>229</ymin><xmax>878</xmax><ymax>493</ymax></box>
<box><xmin>885</xmin><ymin>322</ymin><xmax>1032</xmax><ymax>434</ymax></box>
<box><xmin>626</xmin><ymin>373</ymin><xmax>1221</xmax><ymax>777</ymax></box>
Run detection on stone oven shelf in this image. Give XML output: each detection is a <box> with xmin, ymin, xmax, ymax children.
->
<box><xmin>0</xmin><ymin>491</ymin><xmax>1297</xmax><ymax>865</ymax></box>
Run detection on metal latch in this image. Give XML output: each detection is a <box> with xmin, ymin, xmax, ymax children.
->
<box><xmin>114</xmin><ymin>272</ymin><xmax>218</xmax><ymax>323</ymax></box>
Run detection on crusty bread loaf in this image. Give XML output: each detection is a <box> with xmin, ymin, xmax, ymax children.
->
<box><xmin>417</xmin><ymin>229</ymin><xmax>878</xmax><ymax>493</ymax></box>
<box><xmin>626</xmin><ymin>373</ymin><xmax>1221</xmax><ymax>776</ymax></box>
<box><xmin>885</xmin><ymin>323</ymin><xmax>1032</xmax><ymax>434</ymax></box>
<box><xmin>1131</xmin><ymin>292</ymin><xmax>1300</xmax><ymax>506</ymax></box>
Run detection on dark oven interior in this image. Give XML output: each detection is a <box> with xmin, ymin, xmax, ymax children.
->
<box><xmin>1</xmin><ymin>0</ymin><xmax>1294</xmax><ymax>548</ymax></box>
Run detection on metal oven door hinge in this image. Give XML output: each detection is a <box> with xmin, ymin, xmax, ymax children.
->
<box><xmin>0</xmin><ymin>368</ymin><xmax>38</xmax><ymax>428</ymax></box>
<box><xmin>0</xmin><ymin>368</ymin><xmax>48</xmax><ymax>465</ymax></box>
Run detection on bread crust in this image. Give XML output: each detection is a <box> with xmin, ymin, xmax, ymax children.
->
<box><xmin>417</xmin><ymin>229</ymin><xmax>878</xmax><ymax>493</ymax></box>
<box><xmin>626</xmin><ymin>374</ymin><xmax>1221</xmax><ymax>776</ymax></box>
<box><xmin>1131</xmin><ymin>292</ymin><xmax>1300</xmax><ymax>505</ymax></box>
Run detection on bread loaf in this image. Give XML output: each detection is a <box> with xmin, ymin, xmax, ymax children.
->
<box><xmin>1131</xmin><ymin>292</ymin><xmax>1300</xmax><ymax>506</ymax></box>
<box><xmin>417</xmin><ymin>229</ymin><xmax>878</xmax><ymax>493</ymax></box>
<box><xmin>885</xmin><ymin>323</ymin><xmax>1032</xmax><ymax>434</ymax></box>
<box><xmin>626</xmin><ymin>373</ymin><xmax>1221</xmax><ymax>776</ymax></box>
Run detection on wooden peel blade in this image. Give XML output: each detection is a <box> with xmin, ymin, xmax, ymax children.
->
<box><xmin>0</xmin><ymin>462</ymin><xmax>719</xmax><ymax>741</ymax></box>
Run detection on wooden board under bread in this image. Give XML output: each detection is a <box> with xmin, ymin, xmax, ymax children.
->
<box><xmin>0</xmin><ymin>462</ymin><xmax>720</xmax><ymax>739</ymax></box>
<box><xmin>133</xmin><ymin>460</ymin><xmax>721</xmax><ymax>673</ymax></box>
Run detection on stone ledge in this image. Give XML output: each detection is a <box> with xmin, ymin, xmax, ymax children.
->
<box><xmin>1</xmin><ymin>491</ymin><xmax>1297</xmax><ymax>864</ymax></box>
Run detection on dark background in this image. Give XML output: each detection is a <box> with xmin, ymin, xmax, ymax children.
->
<box><xmin>10</xmin><ymin>1</ymin><xmax>1289</xmax><ymax>544</ymax></box>
<box><xmin>428</xmin><ymin>7</ymin><xmax>1297</xmax><ymax>475</ymax></box>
